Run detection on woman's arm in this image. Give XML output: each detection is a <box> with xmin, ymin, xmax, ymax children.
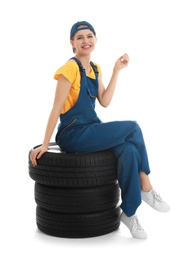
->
<box><xmin>97</xmin><ymin>53</ymin><xmax>129</xmax><ymax>107</ymax></box>
<box><xmin>30</xmin><ymin>74</ymin><xmax>71</xmax><ymax>166</ymax></box>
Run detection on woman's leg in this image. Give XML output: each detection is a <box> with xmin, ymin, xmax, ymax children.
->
<box><xmin>112</xmin><ymin>142</ymin><xmax>142</xmax><ymax>217</ymax></box>
<box><xmin>113</xmin><ymin>142</ymin><xmax>148</xmax><ymax>239</ymax></box>
<box><xmin>60</xmin><ymin>120</ymin><xmax>150</xmax><ymax>161</ymax></box>
<box><xmin>59</xmin><ymin>120</ymin><xmax>151</xmax><ymax>213</ymax></box>
<box><xmin>140</xmin><ymin>171</ymin><xmax>153</xmax><ymax>192</ymax></box>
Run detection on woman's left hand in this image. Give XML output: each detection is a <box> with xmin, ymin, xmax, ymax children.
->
<box><xmin>114</xmin><ymin>53</ymin><xmax>129</xmax><ymax>70</ymax></box>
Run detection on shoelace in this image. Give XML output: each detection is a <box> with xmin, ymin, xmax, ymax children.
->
<box><xmin>151</xmin><ymin>189</ymin><xmax>163</xmax><ymax>205</ymax></box>
<box><xmin>130</xmin><ymin>215</ymin><xmax>144</xmax><ymax>232</ymax></box>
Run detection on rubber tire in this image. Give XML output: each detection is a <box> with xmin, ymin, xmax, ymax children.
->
<box><xmin>29</xmin><ymin>143</ymin><xmax>121</xmax><ymax>238</ymax></box>
<box><xmin>35</xmin><ymin>182</ymin><xmax>120</xmax><ymax>213</ymax></box>
<box><xmin>36</xmin><ymin>205</ymin><xmax>121</xmax><ymax>238</ymax></box>
<box><xmin>29</xmin><ymin>144</ymin><xmax>117</xmax><ymax>187</ymax></box>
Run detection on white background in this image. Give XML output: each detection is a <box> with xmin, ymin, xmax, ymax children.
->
<box><xmin>1</xmin><ymin>0</ymin><xmax>187</xmax><ymax>259</ymax></box>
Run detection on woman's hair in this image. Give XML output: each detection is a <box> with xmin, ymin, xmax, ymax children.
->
<box><xmin>71</xmin><ymin>36</ymin><xmax>76</xmax><ymax>53</ymax></box>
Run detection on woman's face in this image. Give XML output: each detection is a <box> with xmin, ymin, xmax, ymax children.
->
<box><xmin>70</xmin><ymin>29</ymin><xmax>97</xmax><ymax>55</ymax></box>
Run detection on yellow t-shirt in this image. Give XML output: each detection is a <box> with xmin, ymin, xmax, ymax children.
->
<box><xmin>54</xmin><ymin>59</ymin><xmax>101</xmax><ymax>114</ymax></box>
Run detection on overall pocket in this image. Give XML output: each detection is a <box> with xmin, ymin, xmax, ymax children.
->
<box><xmin>56</xmin><ymin>118</ymin><xmax>77</xmax><ymax>142</ymax></box>
<box><xmin>86</xmin><ymin>87</ymin><xmax>97</xmax><ymax>99</ymax></box>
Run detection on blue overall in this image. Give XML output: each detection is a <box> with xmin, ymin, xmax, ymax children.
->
<box><xmin>56</xmin><ymin>57</ymin><xmax>151</xmax><ymax>217</ymax></box>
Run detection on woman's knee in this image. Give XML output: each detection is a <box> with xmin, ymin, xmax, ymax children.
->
<box><xmin>127</xmin><ymin>121</ymin><xmax>145</xmax><ymax>146</ymax></box>
<box><xmin>132</xmin><ymin>121</ymin><xmax>143</xmax><ymax>135</ymax></box>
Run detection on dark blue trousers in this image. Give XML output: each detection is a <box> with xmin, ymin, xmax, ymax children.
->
<box><xmin>58</xmin><ymin>120</ymin><xmax>150</xmax><ymax>216</ymax></box>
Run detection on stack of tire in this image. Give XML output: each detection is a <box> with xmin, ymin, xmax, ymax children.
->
<box><xmin>28</xmin><ymin>143</ymin><xmax>121</xmax><ymax>238</ymax></box>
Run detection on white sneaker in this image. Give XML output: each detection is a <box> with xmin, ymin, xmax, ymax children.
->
<box><xmin>120</xmin><ymin>212</ymin><xmax>147</xmax><ymax>239</ymax></box>
<box><xmin>141</xmin><ymin>189</ymin><xmax>170</xmax><ymax>212</ymax></box>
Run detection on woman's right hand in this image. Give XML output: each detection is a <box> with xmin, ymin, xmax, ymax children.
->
<box><xmin>30</xmin><ymin>144</ymin><xmax>48</xmax><ymax>167</ymax></box>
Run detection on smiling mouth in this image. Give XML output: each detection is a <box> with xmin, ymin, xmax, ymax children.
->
<box><xmin>82</xmin><ymin>45</ymin><xmax>92</xmax><ymax>49</ymax></box>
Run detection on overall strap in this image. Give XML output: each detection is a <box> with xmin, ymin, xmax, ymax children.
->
<box><xmin>70</xmin><ymin>57</ymin><xmax>84</xmax><ymax>71</ymax></box>
<box><xmin>70</xmin><ymin>57</ymin><xmax>98</xmax><ymax>79</ymax></box>
<box><xmin>90</xmin><ymin>61</ymin><xmax>99</xmax><ymax>79</ymax></box>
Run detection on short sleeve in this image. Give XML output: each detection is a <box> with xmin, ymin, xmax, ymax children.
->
<box><xmin>54</xmin><ymin>60</ymin><xmax>79</xmax><ymax>83</ymax></box>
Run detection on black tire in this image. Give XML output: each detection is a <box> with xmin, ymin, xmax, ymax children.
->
<box><xmin>36</xmin><ymin>205</ymin><xmax>121</xmax><ymax>238</ymax></box>
<box><xmin>35</xmin><ymin>182</ymin><xmax>120</xmax><ymax>213</ymax></box>
<box><xmin>29</xmin><ymin>143</ymin><xmax>120</xmax><ymax>238</ymax></box>
<box><xmin>29</xmin><ymin>143</ymin><xmax>117</xmax><ymax>187</ymax></box>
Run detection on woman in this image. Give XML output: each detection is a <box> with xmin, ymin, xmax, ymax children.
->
<box><xmin>30</xmin><ymin>21</ymin><xmax>170</xmax><ymax>239</ymax></box>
